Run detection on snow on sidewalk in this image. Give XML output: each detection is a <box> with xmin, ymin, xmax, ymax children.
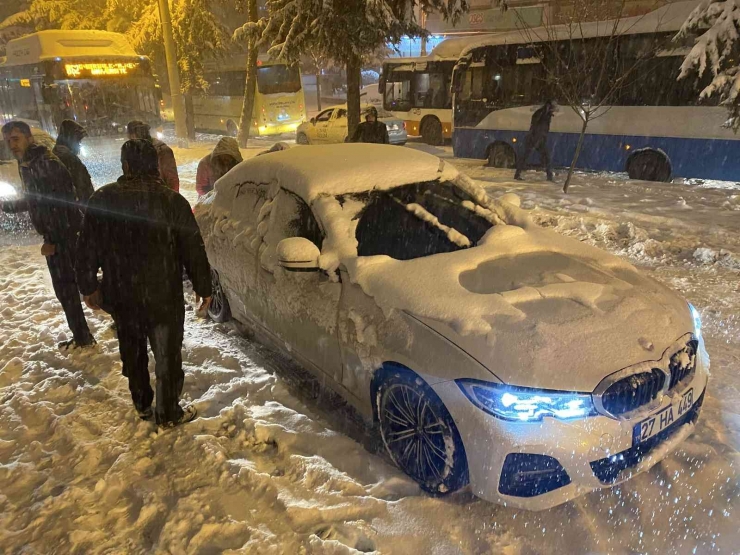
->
<box><xmin>1</xmin><ymin>164</ymin><xmax>739</xmax><ymax>553</ymax></box>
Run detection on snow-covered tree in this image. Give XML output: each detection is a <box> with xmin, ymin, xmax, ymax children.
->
<box><xmin>676</xmin><ymin>0</ymin><xmax>740</xmax><ymax>130</ymax></box>
<box><xmin>251</xmin><ymin>0</ymin><xmax>468</xmax><ymax>137</ymax></box>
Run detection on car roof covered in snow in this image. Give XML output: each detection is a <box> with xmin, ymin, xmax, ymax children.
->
<box><xmin>2</xmin><ymin>30</ymin><xmax>140</xmax><ymax>67</ymax></box>
<box><xmin>217</xmin><ymin>144</ymin><xmax>458</xmax><ymax>203</ymax></box>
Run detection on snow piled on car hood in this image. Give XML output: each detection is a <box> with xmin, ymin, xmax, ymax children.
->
<box><xmin>342</xmin><ymin>199</ymin><xmax>693</xmax><ymax>391</ymax></box>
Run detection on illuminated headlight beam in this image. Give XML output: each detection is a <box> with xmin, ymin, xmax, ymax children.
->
<box><xmin>0</xmin><ymin>181</ymin><xmax>18</xmax><ymax>198</ymax></box>
<box><xmin>457</xmin><ymin>379</ymin><xmax>597</xmax><ymax>421</ymax></box>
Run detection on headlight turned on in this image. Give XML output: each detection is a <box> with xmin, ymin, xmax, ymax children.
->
<box><xmin>456</xmin><ymin>379</ymin><xmax>597</xmax><ymax>421</ymax></box>
<box><xmin>689</xmin><ymin>303</ymin><xmax>702</xmax><ymax>338</ymax></box>
<box><xmin>0</xmin><ymin>181</ymin><xmax>18</xmax><ymax>199</ymax></box>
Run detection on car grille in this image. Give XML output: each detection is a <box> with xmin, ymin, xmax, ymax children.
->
<box><xmin>668</xmin><ymin>339</ymin><xmax>698</xmax><ymax>390</ymax></box>
<box><xmin>590</xmin><ymin>390</ymin><xmax>704</xmax><ymax>484</ymax></box>
<box><xmin>601</xmin><ymin>368</ymin><xmax>665</xmax><ymax>416</ymax></box>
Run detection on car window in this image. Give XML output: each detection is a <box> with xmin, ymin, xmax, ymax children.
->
<box><xmin>354</xmin><ymin>180</ymin><xmax>493</xmax><ymax>260</ymax></box>
<box><xmin>336</xmin><ymin>109</ymin><xmax>347</xmax><ymax>119</ymax></box>
<box><xmin>316</xmin><ymin>109</ymin><xmax>333</xmax><ymax>122</ymax></box>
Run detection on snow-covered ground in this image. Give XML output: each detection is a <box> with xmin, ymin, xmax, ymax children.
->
<box><xmin>0</xmin><ymin>142</ymin><xmax>738</xmax><ymax>553</ymax></box>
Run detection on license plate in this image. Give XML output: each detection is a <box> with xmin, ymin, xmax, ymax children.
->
<box><xmin>633</xmin><ymin>388</ymin><xmax>694</xmax><ymax>445</ymax></box>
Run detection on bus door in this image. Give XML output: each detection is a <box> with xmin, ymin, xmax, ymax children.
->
<box><xmin>31</xmin><ymin>78</ymin><xmax>55</xmax><ymax>134</ymax></box>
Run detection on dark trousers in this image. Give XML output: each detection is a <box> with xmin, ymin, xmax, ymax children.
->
<box><xmin>114</xmin><ymin>307</ymin><xmax>185</xmax><ymax>424</ymax></box>
<box><xmin>516</xmin><ymin>133</ymin><xmax>553</xmax><ymax>178</ymax></box>
<box><xmin>46</xmin><ymin>244</ymin><xmax>93</xmax><ymax>344</ymax></box>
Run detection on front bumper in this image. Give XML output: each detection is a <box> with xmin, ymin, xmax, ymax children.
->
<box><xmin>257</xmin><ymin>121</ymin><xmax>301</xmax><ymax>136</ymax></box>
<box><xmin>432</xmin><ymin>353</ymin><xmax>709</xmax><ymax>511</ymax></box>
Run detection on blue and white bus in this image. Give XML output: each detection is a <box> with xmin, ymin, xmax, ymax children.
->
<box><xmin>451</xmin><ymin>1</ymin><xmax>740</xmax><ymax>182</ymax></box>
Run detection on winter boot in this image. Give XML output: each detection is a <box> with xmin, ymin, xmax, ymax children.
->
<box><xmin>159</xmin><ymin>405</ymin><xmax>198</xmax><ymax>429</ymax></box>
<box><xmin>137</xmin><ymin>406</ymin><xmax>154</xmax><ymax>421</ymax></box>
<box><xmin>58</xmin><ymin>337</ymin><xmax>97</xmax><ymax>351</ymax></box>
<box><xmin>514</xmin><ymin>171</ymin><xmax>523</xmax><ymax>181</ymax></box>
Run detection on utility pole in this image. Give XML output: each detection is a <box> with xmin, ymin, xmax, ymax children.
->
<box><xmin>157</xmin><ymin>0</ymin><xmax>187</xmax><ymax>147</ymax></box>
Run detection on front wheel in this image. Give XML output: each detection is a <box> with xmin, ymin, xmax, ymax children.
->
<box><xmin>420</xmin><ymin>118</ymin><xmax>443</xmax><ymax>146</ymax></box>
<box><xmin>207</xmin><ymin>269</ymin><xmax>231</xmax><ymax>323</ymax></box>
<box><xmin>377</xmin><ymin>372</ymin><xmax>468</xmax><ymax>494</ymax></box>
<box><xmin>488</xmin><ymin>142</ymin><xmax>517</xmax><ymax>168</ymax></box>
<box><xmin>296</xmin><ymin>132</ymin><xmax>310</xmax><ymax>145</ymax></box>
<box><xmin>626</xmin><ymin>149</ymin><xmax>672</xmax><ymax>182</ymax></box>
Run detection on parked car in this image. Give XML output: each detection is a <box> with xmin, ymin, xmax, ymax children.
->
<box><xmin>360</xmin><ymin>83</ymin><xmax>383</xmax><ymax>107</ymax></box>
<box><xmin>194</xmin><ymin>144</ymin><xmax>708</xmax><ymax>510</ymax></box>
<box><xmin>0</xmin><ymin>127</ymin><xmax>55</xmax><ymax>233</ymax></box>
<box><xmin>296</xmin><ymin>104</ymin><xmax>406</xmax><ymax>145</ymax></box>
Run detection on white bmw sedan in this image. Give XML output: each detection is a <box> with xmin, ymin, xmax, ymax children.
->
<box><xmin>194</xmin><ymin>144</ymin><xmax>708</xmax><ymax>510</ymax></box>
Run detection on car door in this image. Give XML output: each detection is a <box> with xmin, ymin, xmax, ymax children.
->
<box><xmin>211</xmin><ymin>180</ymin><xmax>267</xmax><ymax>324</ymax></box>
<box><xmin>311</xmin><ymin>108</ymin><xmax>334</xmax><ymax>144</ymax></box>
<box><xmin>328</xmin><ymin>109</ymin><xmax>348</xmax><ymax>143</ymax></box>
<box><xmin>254</xmin><ymin>188</ymin><xmax>343</xmax><ymax>382</ymax></box>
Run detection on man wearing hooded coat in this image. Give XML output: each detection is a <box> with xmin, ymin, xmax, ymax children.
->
<box><xmin>53</xmin><ymin>119</ymin><xmax>95</xmax><ymax>205</ymax></box>
<box><xmin>76</xmin><ymin>139</ymin><xmax>212</xmax><ymax>426</ymax></box>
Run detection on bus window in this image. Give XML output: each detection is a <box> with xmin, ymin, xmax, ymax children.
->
<box><xmin>413</xmin><ymin>71</ymin><xmax>450</xmax><ymax>109</ymax></box>
<box><xmin>383</xmin><ymin>69</ymin><xmax>412</xmax><ymax>111</ymax></box>
<box><xmin>257</xmin><ymin>65</ymin><xmax>301</xmax><ymax>95</ymax></box>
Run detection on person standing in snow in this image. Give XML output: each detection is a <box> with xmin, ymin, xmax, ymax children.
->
<box><xmin>127</xmin><ymin>121</ymin><xmax>180</xmax><ymax>192</ymax></box>
<box><xmin>76</xmin><ymin>139</ymin><xmax>212</xmax><ymax>426</ymax></box>
<box><xmin>514</xmin><ymin>99</ymin><xmax>556</xmax><ymax>182</ymax></box>
<box><xmin>54</xmin><ymin>120</ymin><xmax>95</xmax><ymax>205</ymax></box>
<box><xmin>195</xmin><ymin>136</ymin><xmax>243</xmax><ymax>197</ymax></box>
<box><xmin>1</xmin><ymin>121</ymin><xmax>95</xmax><ymax>350</ymax></box>
<box><xmin>350</xmin><ymin>106</ymin><xmax>390</xmax><ymax>145</ymax></box>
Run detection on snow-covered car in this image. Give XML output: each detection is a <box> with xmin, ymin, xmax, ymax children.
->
<box><xmin>296</xmin><ymin>105</ymin><xmax>406</xmax><ymax>145</ymax></box>
<box><xmin>0</xmin><ymin>127</ymin><xmax>55</xmax><ymax>232</ymax></box>
<box><xmin>194</xmin><ymin>144</ymin><xmax>709</xmax><ymax>510</ymax></box>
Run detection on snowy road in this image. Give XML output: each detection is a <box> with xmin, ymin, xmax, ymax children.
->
<box><xmin>0</xmin><ymin>141</ymin><xmax>738</xmax><ymax>553</ymax></box>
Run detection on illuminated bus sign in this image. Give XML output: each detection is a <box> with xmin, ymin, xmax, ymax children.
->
<box><xmin>20</xmin><ymin>79</ymin><xmax>31</xmax><ymax>87</ymax></box>
<box><xmin>64</xmin><ymin>62</ymin><xmax>139</xmax><ymax>78</ymax></box>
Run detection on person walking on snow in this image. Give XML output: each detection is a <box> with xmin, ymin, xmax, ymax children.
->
<box><xmin>76</xmin><ymin>139</ymin><xmax>212</xmax><ymax>426</ymax></box>
<box><xmin>54</xmin><ymin>120</ymin><xmax>95</xmax><ymax>205</ymax></box>
<box><xmin>514</xmin><ymin>99</ymin><xmax>556</xmax><ymax>182</ymax></box>
<box><xmin>195</xmin><ymin>136</ymin><xmax>243</xmax><ymax>197</ymax></box>
<box><xmin>350</xmin><ymin>106</ymin><xmax>390</xmax><ymax>144</ymax></box>
<box><xmin>127</xmin><ymin>121</ymin><xmax>180</xmax><ymax>192</ymax></box>
<box><xmin>0</xmin><ymin>121</ymin><xmax>95</xmax><ymax>350</ymax></box>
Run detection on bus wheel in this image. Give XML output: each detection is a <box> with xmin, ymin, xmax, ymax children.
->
<box><xmin>226</xmin><ymin>120</ymin><xmax>238</xmax><ymax>137</ymax></box>
<box><xmin>626</xmin><ymin>149</ymin><xmax>672</xmax><ymax>182</ymax></box>
<box><xmin>487</xmin><ymin>142</ymin><xmax>516</xmax><ymax>169</ymax></box>
<box><xmin>420</xmin><ymin>117</ymin><xmax>443</xmax><ymax>146</ymax></box>
<box><xmin>296</xmin><ymin>132</ymin><xmax>310</xmax><ymax>145</ymax></box>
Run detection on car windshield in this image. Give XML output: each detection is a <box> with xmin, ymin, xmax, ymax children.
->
<box><xmin>353</xmin><ymin>180</ymin><xmax>494</xmax><ymax>260</ymax></box>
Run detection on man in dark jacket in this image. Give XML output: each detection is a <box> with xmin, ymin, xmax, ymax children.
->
<box><xmin>54</xmin><ymin>120</ymin><xmax>95</xmax><ymax>204</ymax></box>
<box><xmin>350</xmin><ymin>106</ymin><xmax>390</xmax><ymax>144</ymax></box>
<box><xmin>514</xmin><ymin>99</ymin><xmax>556</xmax><ymax>182</ymax></box>
<box><xmin>76</xmin><ymin>139</ymin><xmax>212</xmax><ymax>426</ymax></box>
<box><xmin>127</xmin><ymin>121</ymin><xmax>180</xmax><ymax>192</ymax></box>
<box><xmin>1</xmin><ymin>121</ymin><xmax>94</xmax><ymax>349</ymax></box>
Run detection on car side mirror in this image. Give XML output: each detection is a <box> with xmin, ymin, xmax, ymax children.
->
<box><xmin>277</xmin><ymin>237</ymin><xmax>321</xmax><ymax>272</ymax></box>
<box><xmin>310</xmin><ymin>117</ymin><xmax>316</xmax><ymax>125</ymax></box>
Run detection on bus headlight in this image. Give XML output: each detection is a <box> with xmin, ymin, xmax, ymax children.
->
<box><xmin>0</xmin><ymin>181</ymin><xmax>18</xmax><ymax>198</ymax></box>
<box><xmin>457</xmin><ymin>379</ymin><xmax>597</xmax><ymax>421</ymax></box>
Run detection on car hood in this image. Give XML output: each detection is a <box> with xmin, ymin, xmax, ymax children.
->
<box><xmin>345</xmin><ymin>223</ymin><xmax>693</xmax><ymax>392</ymax></box>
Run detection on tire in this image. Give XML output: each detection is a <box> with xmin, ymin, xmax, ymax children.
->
<box><xmin>377</xmin><ymin>371</ymin><xmax>468</xmax><ymax>494</ymax></box>
<box><xmin>420</xmin><ymin>117</ymin><xmax>443</xmax><ymax>146</ymax></box>
<box><xmin>626</xmin><ymin>149</ymin><xmax>672</xmax><ymax>182</ymax></box>
<box><xmin>226</xmin><ymin>120</ymin><xmax>238</xmax><ymax>138</ymax></box>
<box><xmin>207</xmin><ymin>269</ymin><xmax>231</xmax><ymax>323</ymax></box>
<box><xmin>296</xmin><ymin>132</ymin><xmax>310</xmax><ymax>145</ymax></box>
<box><xmin>487</xmin><ymin>142</ymin><xmax>517</xmax><ymax>169</ymax></box>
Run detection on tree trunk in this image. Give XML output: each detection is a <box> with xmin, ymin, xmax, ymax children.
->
<box><xmin>184</xmin><ymin>91</ymin><xmax>196</xmax><ymax>141</ymax></box>
<box><xmin>563</xmin><ymin>117</ymin><xmax>589</xmax><ymax>194</ymax></box>
<box><xmin>315</xmin><ymin>69</ymin><xmax>322</xmax><ymax>112</ymax></box>
<box><xmin>237</xmin><ymin>0</ymin><xmax>258</xmax><ymax>148</ymax></box>
<box><xmin>346</xmin><ymin>53</ymin><xmax>362</xmax><ymax>140</ymax></box>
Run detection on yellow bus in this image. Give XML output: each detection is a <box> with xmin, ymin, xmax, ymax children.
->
<box><xmin>0</xmin><ymin>30</ymin><xmax>161</xmax><ymax>136</ymax></box>
<box><xmin>193</xmin><ymin>57</ymin><xmax>306</xmax><ymax>137</ymax></box>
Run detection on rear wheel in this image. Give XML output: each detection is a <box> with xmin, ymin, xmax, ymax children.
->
<box><xmin>420</xmin><ymin>117</ymin><xmax>443</xmax><ymax>146</ymax></box>
<box><xmin>487</xmin><ymin>142</ymin><xmax>517</xmax><ymax>168</ymax></box>
<box><xmin>626</xmin><ymin>149</ymin><xmax>672</xmax><ymax>182</ymax></box>
<box><xmin>207</xmin><ymin>269</ymin><xmax>231</xmax><ymax>323</ymax></box>
<box><xmin>226</xmin><ymin>120</ymin><xmax>238</xmax><ymax>138</ymax></box>
<box><xmin>377</xmin><ymin>371</ymin><xmax>468</xmax><ymax>494</ymax></box>
<box><xmin>296</xmin><ymin>132</ymin><xmax>310</xmax><ymax>145</ymax></box>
